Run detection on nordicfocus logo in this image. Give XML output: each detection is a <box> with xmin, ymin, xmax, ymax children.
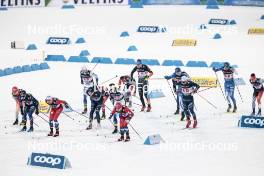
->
<box><xmin>34</xmin><ymin>155</ymin><xmax>62</xmax><ymax>166</ymax></box>
<box><xmin>244</xmin><ymin>118</ymin><xmax>264</xmax><ymax>127</ymax></box>
<box><xmin>138</xmin><ymin>26</ymin><xmax>159</xmax><ymax>33</ymax></box>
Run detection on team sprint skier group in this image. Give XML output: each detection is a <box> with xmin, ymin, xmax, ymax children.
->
<box><xmin>11</xmin><ymin>59</ymin><xmax>264</xmax><ymax>141</ymax></box>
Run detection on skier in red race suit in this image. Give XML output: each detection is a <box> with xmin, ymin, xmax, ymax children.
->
<box><xmin>109</xmin><ymin>102</ymin><xmax>134</xmax><ymax>142</ymax></box>
<box><xmin>45</xmin><ymin>96</ymin><xmax>69</xmax><ymax>137</ymax></box>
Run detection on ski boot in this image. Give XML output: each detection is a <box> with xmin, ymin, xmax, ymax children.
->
<box><xmin>86</xmin><ymin>122</ymin><xmax>92</xmax><ymax>130</ymax></box>
<box><xmin>47</xmin><ymin>128</ymin><xmax>53</xmax><ymax>136</ymax></box>
<box><xmin>180</xmin><ymin>112</ymin><xmax>185</xmax><ymax>121</ymax></box>
<box><xmin>174</xmin><ymin>109</ymin><xmax>179</xmax><ymax>115</ymax></box>
<box><xmin>20</xmin><ymin>120</ymin><xmax>26</xmax><ymax>126</ymax></box>
<box><xmin>82</xmin><ymin>107</ymin><xmax>87</xmax><ymax>114</ymax></box>
<box><xmin>101</xmin><ymin>112</ymin><xmax>106</xmax><ymax>120</ymax></box>
<box><xmin>146</xmin><ymin>105</ymin><xmax>152</xmax><ymax>112</ymax></box>
<box><xmin>27</xmin><ymin>126</ymin><xmax>33</xmax><ymax>132</ymax></box>
<box><xmin>20</xmin><ymin>125</ymin><xmax>27</xmax><ymax>132</ymax></box>
<box><xmin>118</xmin><ymin>135</ymin><xmax>124</xmax><ymax>141</ymax></box>
<box><xmin>13</xmin><ymin>119</ymin><xmax>18</xmax><ymax>125</ymax></box>
<box><xmin>125</xmin><ymin>133</ymin><xmax>130</xmax><ymax>142</ymax></box>
<box><xmin>257</xmin><ymin>109</ymin><xmax>261</xmax><ymax>116</ymax></box>
<box><xmin>140</xmin><ymin>106</ymin><xmax>146</xmax><ymax>112</ymax></box>
<box><xmin>112</xmin><ymin>126</ymin><xmax>118</xmax><ymax>134</ymax></box>
<box><xmin>53</xmin><ymin>129</ymin><xmax>59</xmax><ymax>137</ymax></box>
<box><xmin>227</xmin><ymin>104</ymin><xmax>232</xmax><ymax>113</ymax></box>
<box><xmin>233</xmin><ymin>105</ymin><xmax>237</xmax><ymax>113</ymax></box>
<box><xmin>193</xmin><ymin>120</ymin><xmax>198</xmax><ymax>128</ymax></box>
<box><xmin>186</xmin><ymin>117</ymin><xmax>191</xmax><ymax>128</ymax></box>
<box><xmin>251</xmin><ymin>108</ymin><xmax>255</xmax><ymax>116</ymax></box>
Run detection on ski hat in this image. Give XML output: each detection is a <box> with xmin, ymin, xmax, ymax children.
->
<box><xmin>81</xmin><ymin>65</ymin><xmax>88</xmax><ymax>71</ymax></box>
<box><xmin>12</xmin><ymin>86</ymin><xmax>18</xmax><ymax>94</ymax></box>
<box><xmin>181</xmin><ymin>75</ymin><xmax>189</xmax><ymax>82</ymax></box>
<box><xmin>175</xmin><ymin>67</ymin><xmax>181</xmax><ymax>73</ymax></box>
<box><xmin>250</xmin><ymin>73</ymin><xmax>256</xmax><ymax>81</ymax></box>
<box><xmin>223</xmin><ymin>62</ymin><xmax>230</xmax><ymax>69</ymax></box>
<box><xmin>115</xmin><ymin>102</ymin><xmax>123</xmax><ymax>112</ymax></box>
<box><xmin>136</xmin><ymin>59</ymin><xmax>142</xmax><ymax>65</ymax></box>
<box><xmin>45</xmin><ymin>96</ymin><xmax>53</xmax><ymax>103</ymax></box>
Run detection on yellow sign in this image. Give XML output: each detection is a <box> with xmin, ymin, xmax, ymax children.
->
<box><xmin>39</xmin><ymin>101</ymin><xmax>50</xmax><ymax>113</ymax></box>
<box><xmin>172</xmin><ymin>39</ymin><xmax>197</xmax><ymax>46</ymax></box>
<box><xmin>248</xmin><ymin>28</ymin><xmax>264</xmax><ymax>35</ymax></box>
<box><xmin>191</xmin><ymin>77</ymin><xmax>218</xmax><ymax>87</ymax></box>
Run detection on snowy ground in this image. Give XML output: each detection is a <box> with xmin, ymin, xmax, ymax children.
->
<box><xmin>0</xmin><ymin>5</ymin><xmax>264</xmax><ymax>176</ymax></box>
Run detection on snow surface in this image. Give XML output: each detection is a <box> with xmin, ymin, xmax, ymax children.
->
<box><xmin>0</xmin><ymin>5</ymin><xmax>264</xmax><ymax>176</ymax></box>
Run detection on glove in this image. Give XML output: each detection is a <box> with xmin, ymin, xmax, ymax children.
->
<box><xmin>192</xmin><ymin>89</ymin><xmax>198</xmax><ymax>94</ymax></box>
<box><xmin>64</xmin><ymin>103</ymin><xmax>70</xmax><ymax>109</ymax></box>
<box><xmin>35</xmin><ymin>109</ymin><xmax>39</xmax><ymax>115</ymax></box>
<box><xmin>125</xmin><ymin>118</ymin><xmax>130</xmax><ymax>124</ymax></box>
<box><xmin>164</xmin><ymin>76</ymin><xmax>171</xmax><ymax>80</ymax></box>
<box><xmin>144</xmin><ymin>75</ymin><xmax>149</xmax><ymax>80</ymax></box>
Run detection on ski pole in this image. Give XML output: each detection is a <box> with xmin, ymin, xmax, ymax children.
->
<box><xmin>235</xmin><ymin>83</ymin><xmax>244</xmax><ymax>103</ymax></box>
<box><xmin>32</xmin><ymin>120</ymin><xmax>39</xmax><ymax>127</ymax></box>
<box><xmin>37</xmin><ymin>114</ymin><xmax>49</xmax><ymax>124</ymax></box>
<box><xmin>214</xmin><ymin>72</ymin><xmax>227</xmax><ymax>102</ymax></box>
<box><xmin>100</xmin><ymin>75</ymin><xmax>118</xmax><ymax>85</ymax></box>
<box><xmin>62</xmin><ymin>112</ymin><xmax>75</xmax><ymax>121</ymax></box>
<box><xmin>70</xmin><ymin>108</ymin><xmax>89</xmax><ymax>119</ymax></box>
<box><xmin>166</xmin><ymin>80</ymin><xmax>178</xmax><ymax>104</ymax></box>
<box><xmin>91</xmin><ymin>60</ymin><xmax>100</xmax><ymax>72</ymax></box>
<box><xmin>128</xmin><ymin>123</ymin><xmax>143</xmax><ymax>139</ymax></box>
<box><xmin>196</xmin><ymin>93</ymin><xmax>217</xmax><ymax>109</ymax></box>
<box><xmin>197</xmin><ymin>87</ymin><xmax>214</xmax><ymax>93</ymax></box>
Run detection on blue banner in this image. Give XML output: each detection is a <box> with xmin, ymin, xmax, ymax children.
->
<box><xmin>239</xmin><ymin>116</ymin><xmax>264</xmax><ymax>128</ymax></box>
<box><xmin>142</xmin><ymin>0</ymin><xmax>200</xmax><ymax>5</ymax></box>
<box><xmin>225</xmin><ymin>0</ymin><xmax>264</xmax><ymax>6</ymax></box>
<box><xmin>27</xmin><ymin>152</ymin><xmax>71</xmax><ymax>169</ymax></box>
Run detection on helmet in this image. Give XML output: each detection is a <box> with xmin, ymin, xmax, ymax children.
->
<box><xmin>115</xmin><ymin>102</ymin><xmax>123</xmax><ymax>112</ymax></box>
<box><xmin>45</xmin><ymin>96</ymin><xmax>53</xmax><ymax>104</ymax></box>
<box><xmin>181</xmin><ymin>75</ymin><xmax>189</xmax><ymax>83</ymax></box>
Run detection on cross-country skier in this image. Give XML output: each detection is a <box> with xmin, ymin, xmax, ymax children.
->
<box><xmin>131</xmin><ymin>59</ymin><xmax>153</xmax><ymax>112</ymax></box>
<box><xmin>213</xmin><ymin>62</ymin><xmax>237</xmax><ymax>112</ymax></box>
<box><xmin>11</xmin><ymin>86</ymin><xmax>26</xmax><ymax>125</ymax></box>
<box><xmin>21</xmin><ymin>93</ymin><xmax>39</xmax><ymax>132</ymax></box>
<box><xmin>164</xmin><ymin>67</ymin><xmax>190</xmax><ymax>120</ymax></box>
<box><xmin>109</xmin><ymin>102</ymin><xmax>134</xmax><ymax>142</ymax></box>
<box><xmin>118</xmin><ymin>75</ymin><xmax>136</xmax><ymax>107</ymax></box>
<box><xmin>80</xmin><ymin>66</ymin><xmax>99</xmax><ymax>114</ymax></box>
<box><xmin>179</xmin><ymin>76</ymin><xmax>200</xmax><ymax>128</ymax></box>
<box><xmin>45</xmin><ymin>96</ymin><xmax>69</xmax><ymax>137</ymax></box>
<box><xmin>249</xmin><ymin>73</ymin><xmax>264</xmax><ymax>116</ymax></box>
<box><xmin>108</xmin><ymin>83</ymin><xmax>126</xmax><ymax>134</ymax></box>
<box><xmin>86</xmin><ymin>87</ymin><xmax>104</xmax><ymax>130</ymax></box>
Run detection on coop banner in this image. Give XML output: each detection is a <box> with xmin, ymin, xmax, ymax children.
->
<box><xmin>0</xmin><ymin>0</ymin><xmax>45</xmax><ymax>7</ymax></box>
<box><xmin>48</xmin><ymin>0</ymin><xmax>128</xmax><ymax>6</ymax></box>
<box><xmin>225</xmin><ymin>0</ymin><xmax>264</xmax><ymax>6</ymax></box>
<box><xmin>191</xmin><ymin>77</ymin><xmax>218</xmax><ymax>87</ymax></box>
<box><xmin>142</xmin><ymin>0</ymin><xmax>200</xmax><ymax>5</ymax></box>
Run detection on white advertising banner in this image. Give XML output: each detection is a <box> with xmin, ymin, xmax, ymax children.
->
<box><xmin>0</xmin><ymin>0</ymin><xmax>45</xmax><ymax>7</ymax></box>
<box><xmin>48</xmin><ymin>0</ymin><xmax>128</xmax><ymax>6</ymax></box>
